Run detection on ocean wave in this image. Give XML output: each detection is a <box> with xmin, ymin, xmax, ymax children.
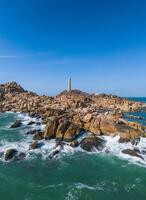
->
<box><xmin>1</xmin><ymin>135</ymin><xmax>146</xmax><ymax>167</ymax></box>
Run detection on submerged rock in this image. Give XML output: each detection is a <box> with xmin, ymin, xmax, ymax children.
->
<box><xmin>17</xmin><ymin>152</ymin><xmax>26</xmax><ymax>160</ymax></box>
<box><xmin>10</xmin><ymin>120</ymin><xmax>23</xmax><ymax>128</ymax></box>
<box><xmin>29</xmin><ymin>113</ymin><xmax>41</xmax><ymax>119</ymax></box>
<box><xmin>48</xmin><ymin>149</ymin><xmax>60</xmax><ymax>159</ymax></box>
<box><xmin>80</xmin><ymin>136</ymin><xmax>106</xmax><ymax>152</ymax></box>
<box><xmin>122</xmin><ymin>148</ymin><xmax>144</xmax><ymax>160</ymax></box>
<box><xmin>5</xmin><ymin>149</ymin><xmax>18</xmax><ymax>161</ymax></box>
<box><xmin>27</xmin><ymin>121</ymin><xmax>36</xmax><ymax>125</ymax></box>
<box><xmin>26</xmin><ymin>129</ymin><xmax>41</xmax><ymax>135</ymax></box>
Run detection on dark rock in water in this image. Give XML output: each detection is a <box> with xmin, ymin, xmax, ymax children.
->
<box><xmin>133</xmin><ymin>148</ymin><xmax>141</xmax><ymax>154</ymax></box>
<box><xmin>119</xmin><ymin>137</ymin><xmax>140</xmax><ymax>146</ymax></box>
<box><xmin>118</xmin><ymin>137</ymin><xmax>130</xmax><ymax>143</ymax></box>
<box><xmin>10</xmin><ymin>120</ymin><xmax>23</xmax><ymax>128</ymax></box>
<box><xmin>55</xmin><ymin>141</ymin><xmax>64</xmax><ymax>150</ymax></box>
<box><xmin>27</xmin><ymin>121</ymin><xmax>36</xmax><ymax>126</ymax></box>
<box><xmin>5</xmin><ymin>149</ymin><xmax>18</xmax><ymax>161</ymax></box>
<box><xmin>33</xmin><ymin>132</ymin><xmax>44</xmax><ymax>140</ymax></box>
<box><xmin>26</xmin><ymin>129</ymin><xmax>41</xmax><ymax>135</ymax></box>
<box><xmin>49</xmin><ymin>149</ymin><xmax>61</xmax><ymax>159</ymax></box>
<box><xmin>131</xmin><ymin>137</ymin><xmax>140</xmax><ymax>146</ymax></box>
<box><xmin>70</xmin><ymin>140</ymin><xmax>79</xmax><ymax>148</ymax></box>
<box><xmin>80</xmin><ymin>136</ymin><xmax>106</xmax><ymax>152</ymax></box>
<box><xmin>30</xmin><ymin>141</ymin><xmax>44</xmax><ymax>150</ymax></box>
<box><xmin>122</xmin><ymin>149</ymin><xmax>144</xmax><ymax>160</ymax></box>
<box><xmin>30</xmin><ymin>141</ymin><xmax>38</xmax><ymax>149</ymax></box>
<box><xmin>36</xmin><ymin>122</ymin><xmax>41</xmax><ymax>126</ymax></box>
<box><xmin>27</xmin><ymin>121</ymin><xmax>41</xmax><ymax>126</ymax></box>
<box><xmin>30</xmin><ymin>113</ymin><xmax>41</xmax><ymax>119</ymax></box>
<box><xmin>141</xmin><ymin>149</ymin><xmax>146</xmax><ymax>155</ymax></box>
<box><xmin>17</xmin><ymin>152</ymin><xmax>26</xmax><ymax>160</ymax></box>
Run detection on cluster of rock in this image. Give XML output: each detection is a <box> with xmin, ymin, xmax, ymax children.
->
<box><xmin>1</xmin><ymin>82</ymin><xmax>146</xmax><ymax>161</ymax></box>
<box><xmin>0</xmin><ymin>82</ymin><xmax>144</xmax><ymax>114</ymax></box>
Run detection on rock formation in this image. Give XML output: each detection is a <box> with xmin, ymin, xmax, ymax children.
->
<box><xmin>0</xmin><ymin>81</ymin><xmax>146</xmax><ymax>157</ymax></box>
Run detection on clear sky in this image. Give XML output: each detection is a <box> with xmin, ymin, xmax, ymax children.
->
<box><xmin>0</xmin><ymin>0</ymin><xmax>146</xmax><ymax>97</ymax></box>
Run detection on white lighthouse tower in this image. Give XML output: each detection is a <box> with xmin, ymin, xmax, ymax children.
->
<box><xmin>68</xmin><ymin>77</ymin><xmax>72</xmax><ymax>92</ymax></box>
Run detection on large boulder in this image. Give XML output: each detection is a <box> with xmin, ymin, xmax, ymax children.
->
<box><xmin>80</xmin><ymin>135</ymin><xmax>106</xmax><ymax>152</ymax></box>
<box><xmin>100</xmin><ymin>118</ymin><xmax>118</xmax><ymax>135</ymax></box>
<box><xmin>5</xmin><ymin>149</ymin><xmax>18</xmax><ymax>161</ymax></box>
<box><xmin>118</xmin><ymin>124</ymin><xmax>143</xmax><ymax>143</ymax></box>
<box><xmin>88</xmin><ymin>117</ymin><xmax>101</xmax><ymax>135</ymax></box>
<box><xmin>44</xmin><ymin>118</ymin><xmax>59</xmax><ymax>139</ymax></box>
<box><xmin>56</xmin><ymin>120</ymin><xmax>71</xmax><ymax>141</ymax></box>
<box><xmin>63</xmin><ymin>123</ymin><xmax>81</xmax><ymax>142</ymax></box>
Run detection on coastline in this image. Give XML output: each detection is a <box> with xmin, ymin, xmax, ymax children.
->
<box><xmin>0</xmin><ymin>82</ymin><xmax>146</xmax><ymax>166</ymax></box>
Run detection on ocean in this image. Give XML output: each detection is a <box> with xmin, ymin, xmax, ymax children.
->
<box><xmin>0</xmin><ymin>98</ymin><xmax>146</xmax><ymax>200</ymax></box>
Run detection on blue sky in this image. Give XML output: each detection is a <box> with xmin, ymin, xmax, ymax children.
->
<box><xmin>0</xmin><ymin>0</ymin><xmax>146</xmax><ymax>96</ymax></box>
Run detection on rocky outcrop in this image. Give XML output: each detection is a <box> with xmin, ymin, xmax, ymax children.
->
<box><xmin>42</xmin><ymin>113</ymin><xmax>145</xmax><ymax>146</ymax></box>
<box><xmin>4</xmin><ymin>149</ymin><xmax>18</xmax><ymax>161</ymax></box>
<box><xmin>0</xmin><ymin>82</ymin><xmax>25</xmax><ymax>95</ymax></box>
<box><xmin>44</xmin><ymin>117</ymin><xmax>59</xmax><ymax>139</ymax></box>
<box><xmin>80</xmin><ymin>135</ymin><xmax>106</xmax><ymax>152</ymax></box>
<box><xmin>56</xmin><ymin>120</ymin><xmax>71</xmax><ymax>141</ymax></box>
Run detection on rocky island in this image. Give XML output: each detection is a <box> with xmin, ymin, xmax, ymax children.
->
<box><xmin>0</xmin><ymin>81</ymin><xmax>146</xmax><ymax>161</ymax></box>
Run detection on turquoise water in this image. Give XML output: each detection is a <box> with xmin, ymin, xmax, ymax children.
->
<box><xmin>128</xmin><ymin>97</ymin><xmax>146</xmax><ymax>103</ymax></box>
<box><xmin>0</xmin><ymin>98</ymin><xmax>146</xmax><ymax>200</ymax></box>
<box><xmin>125</xmin><ymin>97</ymin><xmax>146</xmax><ymax>125</ymax></box>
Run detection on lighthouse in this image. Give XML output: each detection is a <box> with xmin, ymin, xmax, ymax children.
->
<box><xmin>68</xmin><ymin>77</ymin><xmax>72</xmax><ymax>92</ymax></box>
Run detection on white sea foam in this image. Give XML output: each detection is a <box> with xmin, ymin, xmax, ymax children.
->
<box><xmin>102</xmin><ymin>135</ymin><xmax>146</xmax><ymax>166</ymax></box>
